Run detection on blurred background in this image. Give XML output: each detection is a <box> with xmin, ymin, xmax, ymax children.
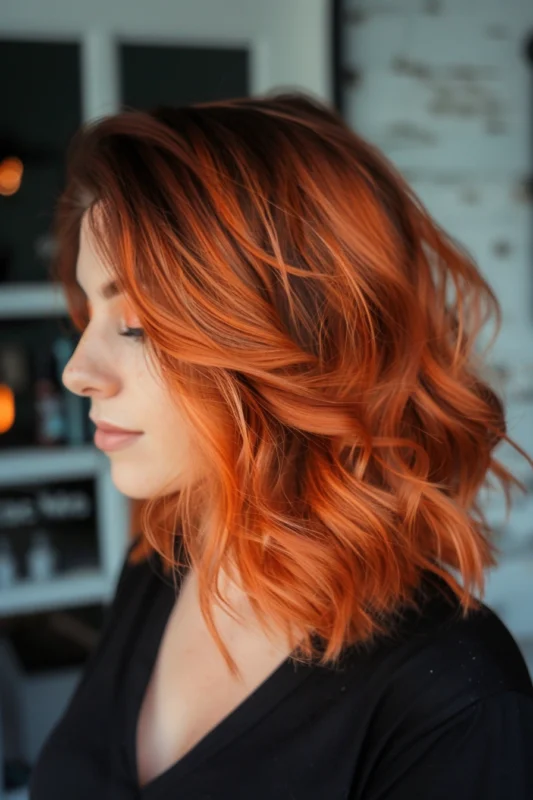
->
<box><xmin>0</xmin><ymin>0</ymin><xmax>532</xmax><ymax>795</ymax></box>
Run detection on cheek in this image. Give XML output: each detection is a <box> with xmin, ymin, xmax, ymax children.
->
<box><xmin>107</xmin><ymin>429</ymin><xmax>191</xmax><ymax>499</ymax></box>
<box><xmin>143</xmin><ymin>400</ymin><xmax>194</xmax><ymax>466</ymax></box>
<box><xmin>158</xmin><ymin>408</ymin><xmax>192</xmax><ymax>458</ymax></box>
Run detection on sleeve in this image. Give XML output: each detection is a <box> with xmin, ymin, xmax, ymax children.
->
<box><xmin>359</xmin><ymin>690</ymin><xmax>533</xmax><ymax>800</ymax></box>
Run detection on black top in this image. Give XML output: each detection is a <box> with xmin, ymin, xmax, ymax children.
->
<box><xmin>30</xmin><ymin>534</ymin><xmax>533</xmax><ymax>800</ymax></box>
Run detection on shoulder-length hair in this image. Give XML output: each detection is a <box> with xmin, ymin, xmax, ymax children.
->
<box><xmin>51</xmin><ymin>91</ymin><xmax>532</xmax><ymax>677</ymax></box>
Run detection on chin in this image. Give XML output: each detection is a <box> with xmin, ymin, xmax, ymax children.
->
<box><xmin>108</xmin><ymin>462</ymin><xmax>158</xmax><ymax>500</ymax></box>
<box><xmin>108</xmin><ymin>461</ymin><xmax>186</xmax><ymax>500</ymax></box>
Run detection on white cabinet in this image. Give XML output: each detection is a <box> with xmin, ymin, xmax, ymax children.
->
<box><xmin>0</xmin><ymin>445</ymin><xmax>130</xmax><ymax>617</ymax></box>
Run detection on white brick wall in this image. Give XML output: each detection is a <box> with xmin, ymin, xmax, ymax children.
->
<box><xmin>343</xmin><ymin>0</ymin><xmax>533</xmax><ymax>671</ymax></box>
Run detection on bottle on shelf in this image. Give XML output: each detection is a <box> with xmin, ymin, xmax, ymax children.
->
<box><xmin>0</xmin><ymin>536</ymin><xmax>18</xmax><ymax>588</ymax></box>
<box><xmin>25</xmin><ymin>529</ymin><xmax>58</xmax><ymax>582</ymax></box>
<box><xmin>33</xmin><ymin>347</ymin><xmax>67</xmax><ymax>446</ymax></box>
<box><xmin>51</xmin><ymin>337</ymin><xmax>86</xmax><ymax>446</ymax></box>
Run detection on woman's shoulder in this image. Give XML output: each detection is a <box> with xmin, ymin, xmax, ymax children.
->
<box><xmin>339</xmin><ymin>574</ymin><xmax>533</xmax><ymax>799</ymax></box>
<box><xmin>344</xmin><ymin>570</ymin><xmax>533</xmax><ymax>729</ymax></box>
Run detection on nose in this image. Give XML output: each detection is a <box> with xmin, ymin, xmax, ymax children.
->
<box><xmin>62</xmin><ymin>337</ymin><xmax>120</xmax><ymax>399</ymax></box>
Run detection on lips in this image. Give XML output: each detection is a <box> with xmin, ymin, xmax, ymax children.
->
<box><xmin>93</xmin><ymin>427</ymin><xmax>143</xmax><ymax>452</ymax></box>
<box><xmin>96</xmin><ymin>423</ymin><xmax>141</xmax><ymax>434</ymax></box>
<box><xmin>89</xmin><ymin>417</ymin><xmax>144</xmax><ymax>452</ymax></box>
<box><xmin>90</xmin><ymin>418</ymin><xmax>143</xmax><ymax>435</ymax></box>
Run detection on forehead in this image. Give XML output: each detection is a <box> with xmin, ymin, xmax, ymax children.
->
<box><xmin>76</xmin><ymin>210</ymin><xmax>118</xmax><ymax>294</ymax></box>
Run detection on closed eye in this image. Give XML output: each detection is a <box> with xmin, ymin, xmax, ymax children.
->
<box><xmin>118</xmin><ymin>326</ymin><xmax>145</xmax><ymax>341</ymax></box>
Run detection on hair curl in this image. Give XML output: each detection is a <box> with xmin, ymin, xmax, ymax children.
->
<box><xmin>51</xmin><ymin>90</ymin><xmax>533</xmax><ymax>678</ymax></box>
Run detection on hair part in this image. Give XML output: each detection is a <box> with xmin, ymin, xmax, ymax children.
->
<box><xmin>51</xmin><ymin>90</ymin><xmax>533</xmax><ymax>678</ymax></box>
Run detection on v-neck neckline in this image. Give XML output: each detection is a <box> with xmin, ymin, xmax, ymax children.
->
<box><xmin>123</xmin><ymin>547</ymin><xmax>318</xmax><ymax>797</ymax></box>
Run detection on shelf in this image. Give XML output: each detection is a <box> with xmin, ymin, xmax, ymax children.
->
<box><xmin>0</xmin><ymin>565</ymin><xmax>115</xmax><ymax>618</ymax></box>
<box><xmin>0</xmin><ymin>282</ymin><xmax>68</xmax><ymax>320</ymax></box>
<box><xmin>0</xmin><ymin>442</ymin><xmax>130</xmax><ymax>621</ymax></box>
<box><xmin>0</xmin><ymin>444</ymin><xmax>102</xmax><ymax>486</ymax></box>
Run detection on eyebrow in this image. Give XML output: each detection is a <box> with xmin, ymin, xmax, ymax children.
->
<box><xmin>76</xmin><ymin>278</ymin><xmax>123</xmax><ymax>301</ymax></box>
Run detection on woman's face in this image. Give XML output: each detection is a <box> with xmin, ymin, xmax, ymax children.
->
<box><xmin>62</xmin><ymin>211</ymin><xmax>194</xmax><ymax>499</ymax></box>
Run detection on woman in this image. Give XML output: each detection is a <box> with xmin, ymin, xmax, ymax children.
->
<box><xmin>30</xmin><ymin>92</ymin><xmax>533</xmax><ymax>799</ymax></box>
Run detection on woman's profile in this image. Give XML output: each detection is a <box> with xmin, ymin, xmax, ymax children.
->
<box><xmin>29</xmin><ymin>91</ymin><xmax>533</xmax><ymax>799</ymax></box>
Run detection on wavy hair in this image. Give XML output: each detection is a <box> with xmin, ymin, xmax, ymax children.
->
<box><xmin>51</xmin><ymin>91</ymin><xmax>533</xmax><ymax>677</ymax></box>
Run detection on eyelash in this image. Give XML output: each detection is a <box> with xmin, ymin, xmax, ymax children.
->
<box><xmin>76</xmin><ymin>313</ymin><xmax>145</xmax><ymax>342</ymax></box>
<box><xmin>118</xmin><ymin>326</ymin><xmax>145</xmax><ymax>341</ymax></box>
